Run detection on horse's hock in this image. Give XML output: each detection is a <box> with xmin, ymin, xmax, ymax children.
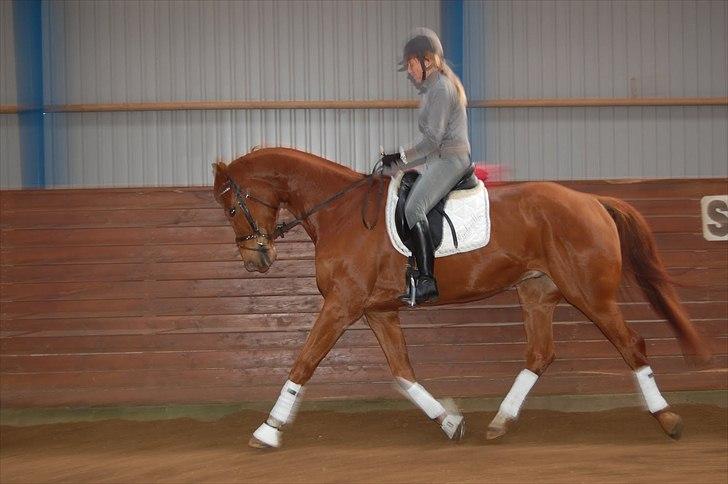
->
<box><xmin>0</xmin><ymin>178</ymin><xmax>726</xmax><ymax>408</ymax></box>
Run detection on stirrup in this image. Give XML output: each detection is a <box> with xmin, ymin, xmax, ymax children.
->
<box><xmin>401</xmin><ymin>274</ymin><xmax>418</xmax><ymax>307</ymax></box>
<box><xmin>400</xmin><ymin>275</ymin><xmax>439</xmax><ymax>306</ymax></box>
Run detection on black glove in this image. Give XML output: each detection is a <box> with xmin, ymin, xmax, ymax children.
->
<box><xmin>381</xmin><ymin>152</ymin><xmax>401</xmax><ymax>167</ymax></box>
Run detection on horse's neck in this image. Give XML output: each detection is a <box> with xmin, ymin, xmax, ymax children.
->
<box><xmin>254</xmin><ymin>151</ymin><xmax>363</xmax><ymax>242</ymax></box>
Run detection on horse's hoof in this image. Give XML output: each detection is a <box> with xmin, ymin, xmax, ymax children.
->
<box><xmin>440</xmin><ymin>412</ymin><xmax>466</xmax><ymax>442</ymax></box>
<box><xmin>486</xmin><ymin>425</ymin><xmax>507</xmax><ymax>440</ymax></box>
<box><xmin>655</xmin><ymin>410</ymin><xmax>683</xmax><ymax>440</ymax></box>
<box><xmin>486</xmin><ymin>411</ymin><xmax>512</xmax><ymax>440</ymax></box>
<box><xmin>449</xmin><ymin>417</ymin><xmax>465</xmax><ymax>442</ymax></box>
<box><xmin>251</xmin><ymin>422</ymin><xmax>281</xmax><ymax>448</ymax></box>
<box><xmin>248</xmin><ymin>435</ymin><xmax>274</xmax><ymax>449</ymax></box>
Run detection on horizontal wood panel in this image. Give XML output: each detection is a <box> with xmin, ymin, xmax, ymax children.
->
<box><xmin>2</xmin><ymin>178</ymin><xmax>724</xmax><ymax>211</ymax></box>
<box><xmin>1</xmin><ymin>252</ymin><xmax>724</xmax><ymax>286</ymax></box>
<box><xmin>1</xmin><ymin>323</ymin><xmax>724</xmax><ymax>358</ymax></box>
<box><xmin>2</xmin><ymin>296</ymin><xmax>724</xmax><ymax>322</ymax></box>
<box><xmin>1</xmin><ymin>179</ymin><xmax>726</xmax><ymax>407</ymax></box>
<box><xmin>0</xmin><ymin>233</ymin><xmax>718</xmax><ymax>255</ymax></box>
<box><xmin>3</xmin><ymin>270</ymin><xmax>726</xmax><ymax>302</ymax></box>
<box><xmin>0</xmin><ymin>260</ymin><xmax>317</xmax><ymax>284</ymax></box>
<box><xmin>1</xmin><ymin>315</ymin><xmax>725</xmax><ymax>344</ymax></box>
<box><xmin>3</xmin><ymin>355</ymin><xmax>726</xmax><ymax>392</ymax></box>
<box><xmin>0</xmin><ymin>188</ymin><xmax>220</xmax><ymax>211</ymax></box>
<box><xmin>0</xmin><ymin>327</ymin><xmax>725</xmax><ymax>356</ymax></box>
<box><xmin>2</xmin><ymin>338</ymin><xmax>725</xmax><ymax>373</ymax></box>
<box><xmin>0</xmin><ymin>243</ymin><xmax>315</xmax><ymax>265</ymax></box>
<box><xmin>559</xmin><ymin>179</ymin><xmax>728</xmax><ymax>198</ymax></box>
<box><xmin>0</xmin><ymin>202</ymin><xmax>708</xmax><ymax>230</ymax></box>
<box><xmin>0</xmin><ymin>278</ymin><xmax>322</xmax><ymax>302</ymax></box>
<box><xmin>2</xmin><ymin>371</ymin><xmax>725</xmax><ymax>407</ymax></box>
<box><xmin>0</xmin><ymin>218</ymin><xmax>708</xmax><ymax>253</ymax></box>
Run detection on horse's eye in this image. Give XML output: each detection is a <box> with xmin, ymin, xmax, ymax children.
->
<box><xmin>228</xmin><ymin>207</ymin><xmax>236</xmax><ymax>217</ymax></box>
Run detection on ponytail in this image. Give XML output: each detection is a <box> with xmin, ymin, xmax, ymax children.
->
<box><xmin>430</xmin><ymin>54</ymin><xmax>467</xmax><ymax>107</ymax></box>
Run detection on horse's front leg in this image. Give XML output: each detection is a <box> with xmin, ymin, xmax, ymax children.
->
<box><xmin>365</xmin><ymin>310</ymin><xmax>465</xmax><ymax>441</ymax></box>
<box><xmin>250</xmin><ymin>297</ymin><xmax>360</xmax><ymax>449</ymax></box>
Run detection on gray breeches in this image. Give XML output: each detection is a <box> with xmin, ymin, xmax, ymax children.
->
<box><xmin>404</xmin><ymin>154</ymin><xmax>471</xmax><ymax>229</ymax></box>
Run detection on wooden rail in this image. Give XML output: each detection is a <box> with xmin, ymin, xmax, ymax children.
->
<box><xmin>1</xmin><ymin>97</ymin><xmax>726</xmax><ymax>114</ymax></box>
<box><xmin>0</xmin><ymin>105</ymin><xmax>21</xmax><ymax>114</ymax></box>
<box><xmin>469</xmin><ymin>97</ymin><xmax>728</xmax><ymax>108</ymax></box>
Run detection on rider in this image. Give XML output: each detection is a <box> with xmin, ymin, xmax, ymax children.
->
<box><xmin>381</xmin><ymin>28</ymin><xmax>472</xmax><ymax>304</ymax></box>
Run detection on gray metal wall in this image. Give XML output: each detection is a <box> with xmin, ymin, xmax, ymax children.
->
<box><xmin>1</xmin><ymin>0</ymin><xmax>726</xmax><ymax>188</ymax></box>
<box><xmin>465</xmin><ymin>0</ymin><xmax>728</xmax><ymax>179</ymax></box>
<box><xmin>1</xmin><ymin>1</ymin><xmax>22</xmax><ymax>189</ymax></box>
<box><xmin>39</xmin><ymin>0</ymin><xmax>437</xmax><ymax>187</ymax></box>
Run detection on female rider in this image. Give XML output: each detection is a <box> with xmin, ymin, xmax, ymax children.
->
<box><xmin>381</xmin><ymin>27</ymin><xmax>471</xmax><ymax>304</ymax></box>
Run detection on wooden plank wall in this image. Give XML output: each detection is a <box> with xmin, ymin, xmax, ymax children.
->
<box><xmin>1</xmin><ymin>179</ymin><xmax>726</xmax><ymax>407</ymax></box>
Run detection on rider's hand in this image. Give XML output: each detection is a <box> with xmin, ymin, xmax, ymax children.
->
<box><xmin>381</xmin><ymin>152</ymin><xmax>401</xmax><ymax>168</ymax></box>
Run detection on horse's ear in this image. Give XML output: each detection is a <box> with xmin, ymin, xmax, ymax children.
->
<box><xmin>212</xmin><ymin>161</ymin><xmax>228</xmax><ymax>204</ymax></box>
<box><xmin>212</xmin><ymin>161</ymin><xmax>227</xmax><ymax>177</ymax></box>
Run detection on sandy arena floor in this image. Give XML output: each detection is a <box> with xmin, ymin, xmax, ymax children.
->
<box><xmin>1</xmin><ymin>404</ymin><xmax>726</xmax><ymax>483</ymax></box>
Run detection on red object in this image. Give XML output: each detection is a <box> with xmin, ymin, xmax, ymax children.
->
<box><xmin>474</xmin><ymin>163</ymin><xmax>508</xmax><ymax>183</ymax></box>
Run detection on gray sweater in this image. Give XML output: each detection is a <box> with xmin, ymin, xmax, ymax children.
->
<box><xmin>404</xmin><ymin>71</ymin><xmax>471</xmax><ymax>165</ymax></box>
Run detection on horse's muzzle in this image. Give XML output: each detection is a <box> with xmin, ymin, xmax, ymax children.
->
<box><xmin>240</xmin><ymin>245</ymin><xmax>276</xmax><ymax>273</ymax></box>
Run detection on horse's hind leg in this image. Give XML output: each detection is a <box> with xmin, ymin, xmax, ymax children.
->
<box><xmin>487</xmin><ymin>275</ymin><xmax>561</xmax><ymax>440</ymax></box>
<box><xmin>569</xmin><ymin>297</ymin><xmax>684</xmax><ymax>439</ymax></box>
<box><xmin>365</xmin><ymin>310</ymin><xmax>465</xmax><ymax>441</ymax></box>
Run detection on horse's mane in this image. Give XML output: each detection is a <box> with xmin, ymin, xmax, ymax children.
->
<box><xmin>230</xmin><ymin>147</ymin><xmax>364</xmax><ymax>180</ymax></box>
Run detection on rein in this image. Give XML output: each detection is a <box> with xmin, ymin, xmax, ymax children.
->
<box><xmin>223</xmin><ymin>170</ymin><xmax>384</xmax><ymax>243</ymax></box>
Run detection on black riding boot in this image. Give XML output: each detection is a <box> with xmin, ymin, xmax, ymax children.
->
<box><xmin>409</xmin><ymin>219</ymin><xmax>439</xmax><ymax>304</ymax></box>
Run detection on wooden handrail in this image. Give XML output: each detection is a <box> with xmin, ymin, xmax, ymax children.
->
<box><xmin>1</xmin><ymin>97</ymin><xmax>726</xmax><ymax>114</ymax></box>
<box><xmin>469</xmin><ymin>97</ymin><xmax>728</xmax><ymax>108</ymax></box>
<box><xmin>0</xmin><ymin>105</ymin><xmax>21</xmax><ymax>114</ymax></box>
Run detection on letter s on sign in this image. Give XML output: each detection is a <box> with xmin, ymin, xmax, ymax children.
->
<box><xmin>701</xmin><ymin>195</ymin><xmax>728</xmax><ymax>241</ymax></box>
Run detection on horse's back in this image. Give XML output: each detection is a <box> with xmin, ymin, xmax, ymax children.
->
<box><xmin>487</xmin><ymin>181</ymin><xmax>618</xmax><ymax>254</ymax></box>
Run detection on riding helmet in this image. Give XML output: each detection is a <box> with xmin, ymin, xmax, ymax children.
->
<box><xmin>397</xmin><ymin>27</ymin><xmax>444</xmax><ymax>72</ymax></box>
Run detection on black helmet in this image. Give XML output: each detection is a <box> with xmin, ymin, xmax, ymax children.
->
<box><xmin>397</xmin><ymin>27</ymin><xmax>444</xmax><ymax>72</ymax></box>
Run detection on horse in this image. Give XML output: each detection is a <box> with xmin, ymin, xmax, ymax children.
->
<box><xmin>211</xmin><ymin>147</ymin><xmax>711</xmax><ymax>449</ymax></box>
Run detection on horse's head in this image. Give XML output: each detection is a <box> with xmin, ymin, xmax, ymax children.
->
<box><xmin>213</xmin><ymin>160</ymin><xmax>280</xmax><ymax>273</ymax></box>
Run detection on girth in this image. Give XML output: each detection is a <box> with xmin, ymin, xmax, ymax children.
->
<box><xmin>395</xmin><ymin>164</ymin><xmax>477</xmax><ymax>252</ymax></box>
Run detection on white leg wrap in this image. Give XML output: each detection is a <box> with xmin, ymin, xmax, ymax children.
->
<box><xmin>269</xmin><ymin>380</ymin><xmax>304</xmax><ymax>425</ymax></box>
<box><xmin>634</xmin><ymin>366</ymin><xmax>668</xmax><ymax>413</ymax></box>
<box><xmin>440</xmin><ymin>413</ymin><xmax>464</xmax><ymax>439</ymax></box>
<box><xmin>498</xmin><ymin>369</ymin><xmax>539</xmax><ymax>419</ymax></box>
<box><xmin>397</xmin><ymin>378</ymin><xmax>446</xmax><ymax>419</ymax></box>
<box><xmin>253</xmin><ymin>422</ymin><xmax>281</xmax><ymax>448</ymax></box>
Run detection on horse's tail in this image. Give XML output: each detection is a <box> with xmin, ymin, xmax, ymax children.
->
<box><xmin>599</xmin><ymin>196</ymin><xmax>712</xmax><ymax>367</ymax></box>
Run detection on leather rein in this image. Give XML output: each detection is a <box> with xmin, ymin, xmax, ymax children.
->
<box><xmin>221</xmin><ymin>171</ymin><xmax>383</xmax><ymax>249</ymax></box>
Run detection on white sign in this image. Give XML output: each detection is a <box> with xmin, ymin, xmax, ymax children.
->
<box><xmin>701</xmin><ymin>195</ymin><xmax>728</xmax><ymax>241</ymax></box>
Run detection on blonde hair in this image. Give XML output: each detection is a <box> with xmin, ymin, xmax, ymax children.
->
<box><xmin>426</xmin><ymin>53</ymin><xmax>467</xmax><ymax>107</ymax></box>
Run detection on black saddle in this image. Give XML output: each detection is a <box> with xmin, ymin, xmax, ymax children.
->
<box><xmin>395</xmin><ymin>164</ymin><xmax>478</xmax><ymax>252</ymax></box>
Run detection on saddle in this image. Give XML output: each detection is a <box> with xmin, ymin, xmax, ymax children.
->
<box><xmin>394</xmin><ymin>164</ymin><xmax>478</xmax><ymax>253</ymax></box>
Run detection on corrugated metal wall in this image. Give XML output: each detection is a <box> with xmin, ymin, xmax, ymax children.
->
<box><xmin>2</xmin><ymin>1</ymin><xmax>727</xmax><ymax>188</ymax></box>
<box><xmin>0</xmin><ymin>1</ymin><xmax>22</xmax><ymax>189</ymax></box>
<box><xmin>465</xmin><ymin>0</ymin><xmax>728</xmax><ymax>179</ymax></box>
<box><xmin>39</xmin><ymin>0</ymin><xmax>438</xmax><ymax>187</ymax></box>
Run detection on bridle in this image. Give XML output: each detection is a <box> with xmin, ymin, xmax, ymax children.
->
<box><xmin>219</xmin><ymin>176</ymin><xmax>278</xmax><ymax>252</ymax></box>
<box><xmin>219</xmin><ymin>171</ymin><xmax>383</xmax><ymax>253</ymax></box>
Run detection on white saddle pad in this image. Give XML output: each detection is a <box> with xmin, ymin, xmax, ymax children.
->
<box><xmin>385</xmin><ymin>172</ymin><xmax>491</xmax><ymax>258</ymax></box>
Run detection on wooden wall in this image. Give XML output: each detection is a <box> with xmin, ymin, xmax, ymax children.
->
<box><xmin>1</xmin><ymin>179</ymin><xmax>726</xmax><ymax>407</ymax></box>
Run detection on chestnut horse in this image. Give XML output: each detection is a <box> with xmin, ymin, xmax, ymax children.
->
<box><xmin>212</xmin><ymin>147</ymin><xmax>710</xmax><ymax>448</ymax></box>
